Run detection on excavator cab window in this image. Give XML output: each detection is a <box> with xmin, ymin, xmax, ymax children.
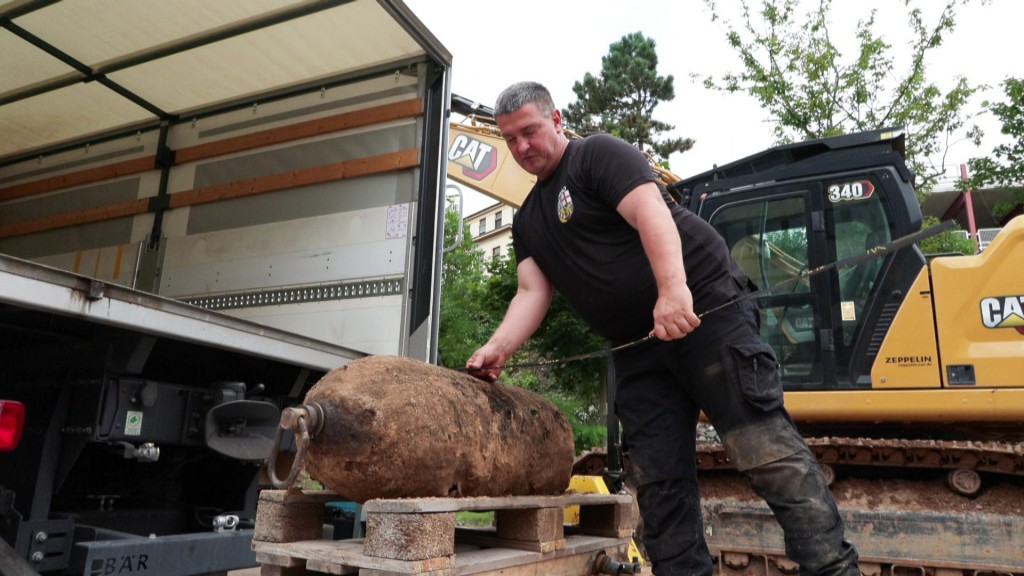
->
<box><xmin>829</xmin><ymin>192</ymin><xmax>891</xmax><ymax>348</ymax></box>
<box><xmin>706</xmin><ymin>175</ymin><xmax>897</xmax><ymax>390</ymax></box>
<box><xmin>709</xmin><ymin>191</ymin><xmax>822</xmax><ymax>386</ymax></box>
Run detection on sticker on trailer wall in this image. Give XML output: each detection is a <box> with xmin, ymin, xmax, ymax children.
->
<box><xmin>386</xmin><ymin>203</ymin><xmax>409</xmax><ymax>239</ymax></box>
<box><xmin>125</xmin><ymin>411</ymin><xmax>143</xmax><ymax>436</ymax></box>
<box><xmin>827</xmin><ymin>180</ymin><xmax>875</xmax><ymax>202</ymax></box>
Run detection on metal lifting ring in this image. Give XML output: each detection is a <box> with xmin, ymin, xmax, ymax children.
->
<box><xmin>268</xmin><ymin>403</ymin><xmax>324</xmax><ymax>489</ymax></box>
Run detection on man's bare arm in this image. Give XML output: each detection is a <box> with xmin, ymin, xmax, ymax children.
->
<box><xmin>617</xmin><ymin>182</ymin><xmax>700</xmax><ymax>340</ymax></box>
<box><xmin>466</xmin><ymin>257</ymin><xmax>554</xmax><ymax>380</ymax></box>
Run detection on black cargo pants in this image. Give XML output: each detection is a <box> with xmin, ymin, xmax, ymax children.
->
<box><xmin>613</xmin><ymin>303</ymin><xmax>859</xmax><ymax>576</ymax></box>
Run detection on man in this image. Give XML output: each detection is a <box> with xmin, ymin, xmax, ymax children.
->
<box><xmin>466</xmin><ymin>81</ymin><xmax>859</xmax><ymax>576</ymax></box>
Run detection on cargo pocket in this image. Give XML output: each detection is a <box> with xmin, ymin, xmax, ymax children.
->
<box><xmin>721</xmin><ymin>340</ymin><xmax>783</xmax><ymax>411</ymax></box>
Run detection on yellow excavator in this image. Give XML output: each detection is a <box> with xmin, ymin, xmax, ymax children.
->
<box><xmin>447</xmin><ymin>95</ymin><xmax>1024</xmax><ymax>573</ymax></box>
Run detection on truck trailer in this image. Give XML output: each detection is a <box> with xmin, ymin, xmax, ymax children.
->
<box><xmin>0</xmin><ymin>1</ymin><xmax>452</xmax><ymax>574</ymax></box>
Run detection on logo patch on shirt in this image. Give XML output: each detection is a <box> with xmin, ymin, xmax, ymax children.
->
<box><xmin>557</xmin><ymin>186</ymin><xmax>574</xmax><ymax>223</ymax></box>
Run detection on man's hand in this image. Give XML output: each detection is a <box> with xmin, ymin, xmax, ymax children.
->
<box><xmin>466</xmin><ymin>344</ymin><xmax>509</xmax><ymax>382</ymax></box>
<box><xmin>652</xmin><ymin>282</ymin><xmax>701</xmax><ymax>340</ymax></box>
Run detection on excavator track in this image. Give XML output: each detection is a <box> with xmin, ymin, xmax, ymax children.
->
<box><xmin>697</xmin><ymin>437</ymin><xmax>1024</xmax><ymax>474</ymax></box>
<box><xmin>695</xmin><ymin>438</ymin><xmax>1024</xmax><ymax>574</ymax></box>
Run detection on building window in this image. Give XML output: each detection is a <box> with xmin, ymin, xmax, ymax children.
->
<box><xmin>494</xmin><ymin>210</ymin><xmax>503</xmax><ymax>228</ymax></box>
<box><xmin>478</xmin><ymin>218</ymin><xmax>487</xmax><ymax>235</ymax></box>
<box><xmin>492</xmin><ymin>246</ymin><xmax>501</xmax><ymax>260</ymax></box>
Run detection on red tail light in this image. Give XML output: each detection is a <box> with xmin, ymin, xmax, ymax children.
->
<box><xmin>0</xmin><ymin>400</ymin><xmax>25</xmax><ymax>451</ymax></box>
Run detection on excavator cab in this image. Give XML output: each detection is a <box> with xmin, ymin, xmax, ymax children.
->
<box><xmin>669</xmin><ymin>128</ymin><xmax>923</xmax><ymax>391</ymax></box>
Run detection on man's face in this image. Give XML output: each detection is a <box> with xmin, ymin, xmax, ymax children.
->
<box><xmin>496</xmin><ymin>102</ymin><xmax>565</xmax><ymax>180</ymax></box>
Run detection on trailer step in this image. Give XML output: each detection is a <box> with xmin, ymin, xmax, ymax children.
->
<box><xmin>252</xmin><ymin>489</ymin><xmax>637</xmax><ymax>575</ymax></box>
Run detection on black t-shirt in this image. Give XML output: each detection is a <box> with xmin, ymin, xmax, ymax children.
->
<box><xmin>512</xmin><ymin>134</ymin><xmax>746</xmax><ymax>343</ymax></box>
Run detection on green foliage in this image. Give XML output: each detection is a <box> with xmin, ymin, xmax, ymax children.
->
<box><xmin>456</xmin><ymin>511</ymin><xmax>494</xmax><ymax>527</ymax></box>
<box><xmin>563</xmin><ymin>32</ymin><xmax>694</xmax><ymax>163</ymax></box>
<box><xmin>917</xmin><ymin>216</ymin><xmax>977</xmax><ymax>255</ymax></box>
<box><xmin>481</xmin><ymin>251</ymin><xmax>606</xmax><ymax>399</ymax></box>
<box><xmin>440</xmin><ymin>213</ymin><xmax>609</xmax><ymax>451</ymax></box>
<box><xmin>967</xmin><ymin>77</ymin><xmax>1024</xmax><ymax>223</ymax></box>
<box><xmin>572</xmin><ymin>425</ymin><xmax>607</xmax><ymax>454</ymax></box>
<box><xmin>702</xmin><ymin>0</ymin><xmax>982</xmax><ymax>193</ymax></box>
<box><xmin>437</xmin><ymin>209</ymin><xmax>494</xmax><ymax>369</ymax></box>
<box><xmin>549</xmin><ymin>396</ymin><xmax>607</xmax><ymax>454</ymax></box>
<box><xmin>440</xmin><ymin>220</ymin><xmax>606</xmax><ymax>422</ymax></box>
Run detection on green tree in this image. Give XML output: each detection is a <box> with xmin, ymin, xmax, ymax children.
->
<box><xmin>437</xmin><ymin>209</ymin><xmax>493</xmax><ymax>369</ymax></box>
<box><xmin>481</xmin><ymin>253</ymin><xmax>606</xmax><ymax>400</ymax></box>
<box><xmin>917</xmin><ymin>216</ymin><xmax>977</xmax><ymax>255</ymax></box>
<box><xmin>967</xmin><ymin>77</ymin><xmax>1024</xmax><ymax>223</ymax></box>
<box><xmin>481</xmin><ymin>251</ymin><xmax>608</xmax><ymax>452</ymax></box>
<box><xmin>563</xmin><ymin>32</ymin><xmax>694</xmax><ymax>163</ymax></box>
<box><xmin>702</xmin><ymin>0</ymin><xmax>982</xmax><ymax>193</ymax></box>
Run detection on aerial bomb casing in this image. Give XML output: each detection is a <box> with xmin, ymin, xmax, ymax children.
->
<box><xmin>302</xmin><ymin>356</ymin><xmax>575</xmax><ymax>503</ymax></box>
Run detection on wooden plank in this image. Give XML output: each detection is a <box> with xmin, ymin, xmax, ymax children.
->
<box><xmin>258</xmin><ymin>564</ymin><xmax>307</xmax><ymax>576</ymax></box>
<box><xmin>0</xmin><ymin>148</ymin><xmax>419</xmax><ymax>239</ymax></box>
<box><xmin>174</xmin><ymin>99</ymin><xmax>423</xmax><ymax>164</ymax></box>
<box><xmin>253</xmin><ymin>535</ymin><xmax>630</xmax><ymax>576</ymax></box>
<box><xmin>0</xmin><ymin>156</ymin><xmax>155</xmax><ymax>202</ymax></box>
<box><xmin>363</xmin><ymin>492</ymin><xmax>631</xmax><ymax>514</ymax></box>
<box><xmin>0</xmin><ymin>198</ymin><xmax>149</xmax><ymax>239</ymax></box>
<box><xmin>168</xmin><ymin>148</ymin><xmax>419</xmax><ymax>209</ymax></box>
<box><xmin>445</xmin><ymin>535</ymin><xmax>629</xmax><ymax>576</ymax></box>
<box><xmin>256</xmin><ymin>550</ymin><xmax>307</xmax><ymax>568</ymax></box>
<box><xmin>253</xmin><ymin>539</ymin><xmax>455</xmax><ymax>574</ymax></box>
<box><xmin>454</xmin><ymin>528</ymin><xmax>565</xmax><ymax>555</ymax></box>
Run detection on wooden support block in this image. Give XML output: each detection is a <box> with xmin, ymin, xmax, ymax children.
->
<box><xmin>579</xmin><ymin>502</ymin><xmax>635</xmax><ymax>538</ymax></box>
<box><xmin>260</xmin><ymin>564</ymin><xmax>308</xmax><ymax>576</ymax></box>
<box><xmin>254</xmin><ymin>489</ymin><xmax>336</xmax><ymax>543</ymax></box>
<box><xmin>495</xmin><ymin>507</ymin><xmax>564</xmax><ymax>549</ymax></box>
<box><xmin>257</xmin><ymin>551</ymin><xmax>306</xmax><ymax>568</ymax></box>
<box><xmin>456</xmin><ymin>528</ymin><xmax>565</xmax><ymax>554</ymax></box>
<box><xmin>363</xmin><ymin>512</ymin><xmax>456</xmax><ymax>561</ymax></box>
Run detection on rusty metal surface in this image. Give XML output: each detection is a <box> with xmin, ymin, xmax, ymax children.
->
<box><xmin>302</xmin><ymin>356</ymin><xmax>575</xmax><ymax>502</ymax></box>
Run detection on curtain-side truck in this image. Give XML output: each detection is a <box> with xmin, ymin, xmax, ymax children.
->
<box><xmin>0</xmin><ymin>2</ymin><xmax>451</xmax><ymax>574</ymax></box>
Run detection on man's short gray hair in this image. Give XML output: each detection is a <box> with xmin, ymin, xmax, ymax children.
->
<box><xmin>494</xmin><ymin>82</ymin><xmax>556</xmax><ymax>117</ymax></box>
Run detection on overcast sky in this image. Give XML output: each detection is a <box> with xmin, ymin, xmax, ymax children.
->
<box><xmin>405</xmin><ymin>0</ymin><xmax>1023</xmax><ymax>213</ymax></box>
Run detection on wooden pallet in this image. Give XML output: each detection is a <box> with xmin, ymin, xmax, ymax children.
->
<box><xmin>252</xmin><ymin>489</ymin><xmax>637</xmax><ymax>575</ymax></box>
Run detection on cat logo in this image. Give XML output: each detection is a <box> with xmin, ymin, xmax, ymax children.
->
<box><xmin>980</xmin><ymin>295</ymin><xmax>1024</xmax><ymax>335</ymax></box>
<box><xmin>448</xmin><ymin>134</ymin><xmax>497</xmax><ymax>181</ymax></box>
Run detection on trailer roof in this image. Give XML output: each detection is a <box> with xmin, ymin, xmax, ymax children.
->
<box><xmin>0</xmin><ymin>0</ymin><xmax>450</xmax><ymax>165</ymax></box>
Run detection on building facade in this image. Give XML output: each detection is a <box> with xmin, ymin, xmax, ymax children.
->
<box><xmin>465</xmin><ymin>202</ymin><xmax>514</xmax><ymax>262</ymax></box>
